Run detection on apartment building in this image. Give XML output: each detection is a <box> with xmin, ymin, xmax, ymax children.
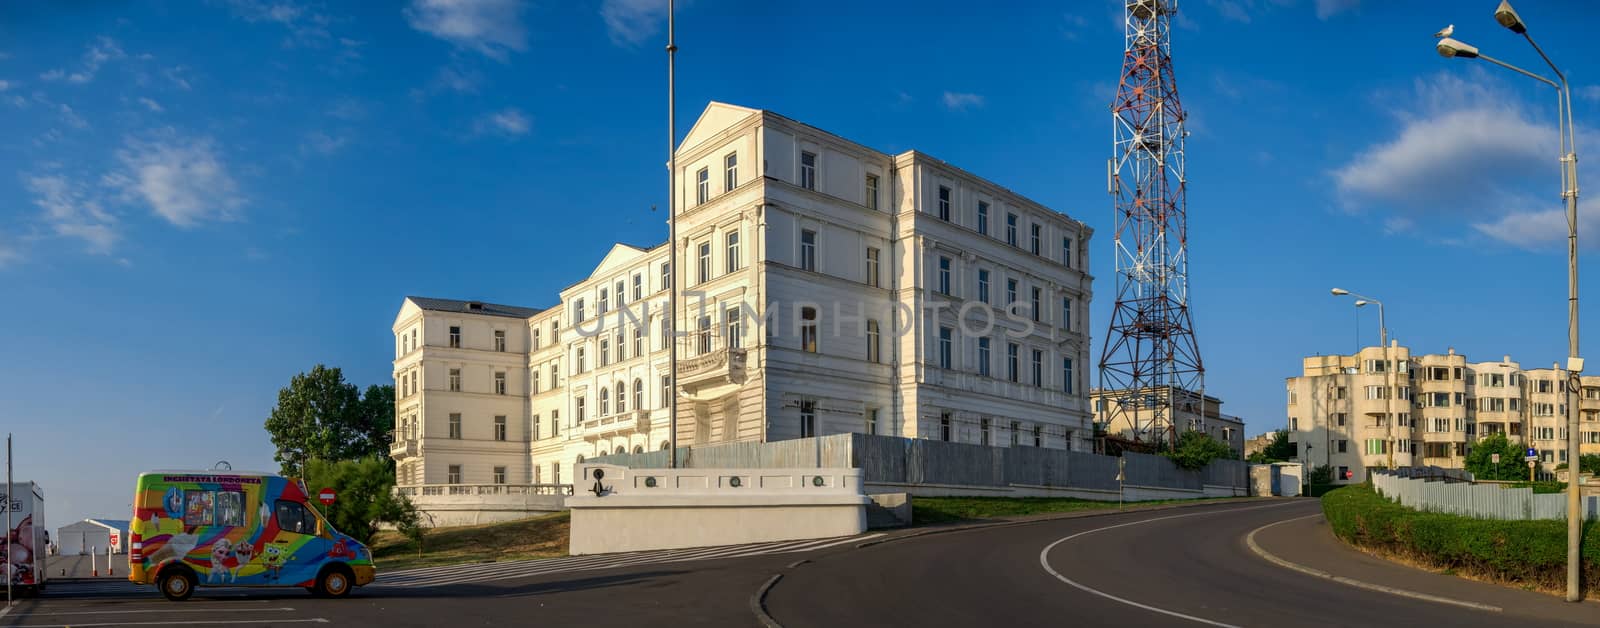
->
<box><xmin>1286</xmin><ymin>344</ymin><xmax>1600</xmax><ymax>484</ymax></box>
<box><xmin>390</xmin><ymin>102</ymin><xmax>1096</xmax><ymax>487</ymax></box>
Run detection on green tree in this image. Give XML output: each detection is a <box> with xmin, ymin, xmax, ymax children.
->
<box><xmin>1463</xmin><ymin>433</ymin><xmax>1528</xmax><ymax>481</ymax></box>
<box><xmin>1308</xmin><ymin>464</ymin><xmax>1333</xmax><ymax>485</ymax></box>
<box><xmin>1555</xmin><ymin>454</ymin><xmax>1600</xmax><ymax>474</ymax></box>
<box><xmin>1246</xmin><ymin>430</ymin><xmax>1296</xmax><ymax>464</ymax></box>
<box><xmin>303</xmin><ymin>457</ymin><xmax>418</xmax><ymax>546</ymax></box>
<box><xmin>265</xmin><ymin>365</ymin><xmax>395</xmax><ymax>476</ymax></box>
<box><xmin>1163</xmin><ymin>430</ymin><xmax>1236</xmax><ymax>470</ymax></box>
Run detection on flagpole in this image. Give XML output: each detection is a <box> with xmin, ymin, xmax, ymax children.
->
<box><xmin>666</xmin><ymin>0</ymin><xmax>680</xmax><ymax>469</ymax></box>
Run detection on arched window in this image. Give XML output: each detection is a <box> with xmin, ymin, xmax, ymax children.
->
<box><xmin>660</xmin><ymin>440</ymin><xmax>671</xmax><ymax>451</ymax></box>
<box><xmin>615</xmin><ymin>380</ymin><xmax>628</xmax><ymax>413</ymax></box>
<box><xmin>634</xmin><ymin>379</ymin><xmax>645</xmax><ymax>412</ymax></box>
<box><xmin>801</xmin><ymin>307</ymin><xmax>818</xmax><ymax>353</ymax></box>
<box><xmin>576</xmin><ymin>454</ymin><xmax>586</xmax><ymax>464</ymax></box>
<box><xmin>600</xmin><ymin>387</ymin><xmax>610</xmax><ymax>416</ymax></box>
<box><xmin>633</xmin><ymin>445</ymin><xmax>644</xmax><ymax>454</ymax></box>
<box><xmin>615</xmin><ymin>446</ymin><xmax>625</xmax><ymax>455</ymax></box>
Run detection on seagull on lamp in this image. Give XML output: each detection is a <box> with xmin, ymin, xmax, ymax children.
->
<box><xmin>1434</xmin><ymin>24</ymin><xmax>1454</xmax><ymax>38</ymax></box>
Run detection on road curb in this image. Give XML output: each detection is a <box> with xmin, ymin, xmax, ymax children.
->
<box><xmin>750</xmin><ymin>573</ymin><xmax>784</xmax><ymax>628</ymax></box>
<box><xmin>1243</xmin><ymin>513</ymin><xmax>1503</xmax><ymax>612</ymax></box>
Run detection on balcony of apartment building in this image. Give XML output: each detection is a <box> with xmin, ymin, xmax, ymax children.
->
<box><xmin>580</xmin><ymin>408</ymin><xmax>654</xmax><ymax>443</ymax></box>
<box><xmin>1421</xmin><ymin>441</ymin><xmax>1461</xmax><ymax>466</ymax></box>
<box><xmin>677</xmin><ymin>330</ymin><xmax>747</xmax><ymax>393</ymax></box>
<box><xmin>390</xmin><ymin>427</ymin><xmax>420</xmax><ymax>459</ymax></box>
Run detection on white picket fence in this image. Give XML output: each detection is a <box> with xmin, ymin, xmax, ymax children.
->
<box><xmin>1373</xmin><ymin>472</ymin><xmax>1599</xmax><ymax>521</ymax></box>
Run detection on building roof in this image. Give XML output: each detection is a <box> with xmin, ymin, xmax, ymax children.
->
<box><xmin>62</xmin><ymin>518</ymin><xmax>130</xmax><ymax>532</ymax></box>
<box><xmin>406</xmin><ymin>296</ymin><xmax>543</xmax><ymax>320</ymax></box>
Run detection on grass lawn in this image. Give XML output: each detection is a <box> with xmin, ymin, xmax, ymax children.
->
<box><xmin>369</xmin><ymin>511</ymin><xmax>570</xmax><ymax>572</ymax></box>
<box><xmin>911</xmin><ymin>496</ymin><xmax>1204</xmax><ymax>525</ymax></box>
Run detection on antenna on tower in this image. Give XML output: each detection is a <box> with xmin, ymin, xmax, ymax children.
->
<box><xmin>1097</xmin><ymin>0</ymin><xmax>1205</xmax><ymax>451</ymax></box>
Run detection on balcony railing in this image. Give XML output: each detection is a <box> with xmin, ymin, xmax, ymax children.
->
<box><xmin>389</xmin><ymin>430</ymin><xmax>418</xmax><ymax>458</ymax></box>
<box><xmin>581</xmin><ymin>409</ymin><xmax>653</xmax><ymax>442</ymax></box>
<box><xmin>678</xmin><ymin>347</ymin><xmax>747</xmax><ymax>390</ymax></box>
<box><xmin>396</xmin><ymin>484</ymin><xmax>574</xmax><ymax>497</ymax></box>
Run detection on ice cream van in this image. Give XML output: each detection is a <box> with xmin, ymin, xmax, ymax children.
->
<box><xmin>3</xmin><ymin>481</ymin><xmax>47</xmax><ymax>594</ymax></box>
<box><xmin>129</xmin><ymin>471</ymin><xmax>375</xmax><ymax>601</ymax></box>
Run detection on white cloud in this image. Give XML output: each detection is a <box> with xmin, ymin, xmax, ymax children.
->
<box><xmin>300</xmin><ymin>130</ymin><xmax>348</xmax><ymax>155</ymax></box>
<box><xmin>26</xmin><ymin>174</ymin><xmax>119</xmax><ymax>254</ymax></box>
<box><xmin>0</xmin><ymin>232</ymin><xmax>20</xmax><ymax>268</ymax></box>
<box><xmin>57</xmin><ymin>104</ymin><xmax>88</xmax><ymax>129</ymax></box>
<box><xmin>1580</xmin><ymin>85</ymin><xmax>1600</xmax><ymax>104</ymax></box>
<box><xmin>1314</xmin><ymin>0</ymin><xmax>1359</xmax><ymax>20</ymax></box>
<box><xmin>326</xmin><ymin>98</ymin><xmax>366</xmax><ymax>120</ymax></box>
<box><xmin>1208</xmin><ymin>0</ymin><xmax>1252</xmax><ymax>23</ymax></box>
<box><xmin>941</xmin><ymin>92</ymin><xmax>985</xmax><ymax>111</ymax></box>
<box><xmin>1471</xmin><ymin>201</ymin><xmax>1600</xmax><ymax>250</ymax></box>
<box><xmin>1060</xmin><ymin>13</ymin><xmax>1089</xmax><ymax>41</ymax></box>
<box><xmin>138</xmin><ymin>97</ymin><xmax>164</xmax><ymax>112</ymax></box>
<box><xmin>475</xmin><ymin>107</ymin><xmax>530</xmax><ymax>136</ymax></box>
<box><xmin>0</xmin><ymin>80</ymin><xmax>11</xmax><ymax>91</ymax></box>
<box><xmin>221</xmin><ymin>0</ymin><xmax>333</xmax><ymax>45</ymax></box>
<box><xmin>109</xmin><ymin>133</ymin><xmax>243</xmax><ymax>227</ymax></box>
<box><xmin>435</xmin><ymin>65</ymin><xmax>481</xmax><ymax>92</ymax></box>
<box><xmin>601</xmin><ymin>0</ymin><xmax>669</xmax><ymax>47</ymax></box>
<box><xmin>41</xmin><ymin>37</ymin><xmax>125</xmax><ymax>84</ymax></box>
<box><xmin>404</xmin><ymin>0</ymin><xmax>528</xmax><ymax>60</ymax></box>
<box><xmin>164</xmin><ymin>66</ymin><xmax>194</xmax><ymax>91</ymax></box>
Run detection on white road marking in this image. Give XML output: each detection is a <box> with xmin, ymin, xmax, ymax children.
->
<box><xmin>11</xmin><ymin>620</ymin><xmax>329</xmax><ymax>627</ymax></box>
<box><xmin>1038</xmin><ymin>501</ymin><xmax>1305</xmax><ymax>628</ymax></box>
<box><xmin>1243</xmin><ymin>513</ymin><xmax>1503</xmax><ymax>612</ymax></box>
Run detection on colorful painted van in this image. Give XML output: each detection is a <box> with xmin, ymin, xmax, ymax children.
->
<box><xmin>128</xmin><ymin>471</ymin><xmax>375</xmax><ymax>601</ymax></box>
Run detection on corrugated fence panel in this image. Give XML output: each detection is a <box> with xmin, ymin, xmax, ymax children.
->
<box><xmin>1372</xmin><ymin>472</ymin><xmax>1595</xmax><ymax>521</ymax></box>
<box><xmin>1123</xmin><ymin>452</ymin><xmax>1202</xmax><ymax>491</ymax></box>
<box><xmin>1067</xmin><ymin>451</ymin><xmax>1120</xmax><ymax>492</ymax></box>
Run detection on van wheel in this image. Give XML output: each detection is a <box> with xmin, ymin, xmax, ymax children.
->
<box><xmin>315</xmin><ymin>566</ymin><xmax>353</xmax><ymax>598</ymax></box>
<box><xmin>159</xmin><ymin>567</ymin><xmax>196</xmax><ymax>601</ymax></box>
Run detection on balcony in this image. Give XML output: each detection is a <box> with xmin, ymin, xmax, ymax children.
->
<box><xmin>677</xmin><ymin>347</ymin><xmax>747</xmax><ymax>391</ymax></box>
<box><xmin>581</xmin><ymin>409</ymin><xmax>653</xmax><ymax>442</ymax></box>
<box><xmin>389</xmin><ymin>430</ymin><xmax>418</xmax><ymax>458</ymax></box>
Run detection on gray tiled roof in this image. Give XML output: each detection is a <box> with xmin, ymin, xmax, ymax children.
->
<box><xmin>407</xmin><ymin>296</ymin><xmax>543</xmax><ymax>319</ymax></box>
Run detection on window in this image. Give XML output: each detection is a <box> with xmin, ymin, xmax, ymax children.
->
<box><xmin>615</xmin><ymin>331</ymin><xmax>625</xmax><ymax>361</ymax></box>
<box><xmin>409</xmin><ymin>371</ymin><xmax>417</xmax><ymax>396</ymax></box>
<box><xmin>865</xmin><ymin>174</ymin><xmax>879</xmax><ymax>210</ymax></box>
<box><xmin>866</xmin><ymin>408</ymin><xmax>879</xmax><ymax>434</ymax></box>
<box><xmin>726</xmin><ymin>307</ymin><xmax>742</xmax><ymax>349</ymax></box>
<box><xmin>533</xmin><ymin>414</ymin><xmax>541</xmax><ymax>440</ymax></box>
<box><xmin>698</xmin><ymin>242</ymin><xmax>712</xmax><ymax>284</ymax></box>
<box><xmin>447</xmin><ymin>466</ymin><xmax>462</xmax><ymax>485</ymax></box>
<box><xmin>494</xmin><ymin>415</ymin><xmax>507</xmax><ymax>441</ymax></box>
<box><xmin>801</xmin><ymin>307</ymin><xmax>818</xmax><ymax>353</ymax></box>
<box><xmin>552</xmin><ymin>462</ymin><xmax>560</xmax><ymax>485</ymax></box>
<box><xmin>494</xmin><ymin>330</ymin><xmax>506</xmax><ymax>352</ymax></box>
<box><xmin>449</xmin><ymin>325</ymin><xmax>461</xmax><ymax>348</ymax></box>
<box><xmin>574</xmin><ymin>299</ymin><xmax>586</xmax><ymax>323</ymax></box>
<box><xmin>600</xmin><ymin>388</ymin><xmax>610</xmax><ymax>416</ymax></box>
<box><xmin>215</xmin><ymin>491</ymin><xmax>244</xmax><ymax>526</ymax></box>
<box><xmin>494</xmin><ymin>371</ymin><xmax>506</xmax><ymax>395</ymax></box>
<box><xmin>449</xmin><ymin>413</ymin><xmax>462</xmax><ymax>439</ymax></box>
<box><xmin>866</xmin><ymin>320</ymin><xmax>881</xmax><ymax>363</ymax></box>
<box><xmin>724</xmin><ymin>152</ymin><xmax>738</xmax><ymax>191</ymax></box>
<box><xmin>275</xmin><ymin>499</ymin><xmax>316</xmax><ymax>534</ymax></box>
<box><xmin>632</xmin><ymin>273</ymin><xmax>643</xmax><ymax>301</ymax></box>
<box><xmin>938</xmin><ymin>327</ymin><xmax>953</xmax><ymax>369</ymax></box>
<box><xmin>697</xmin><ymin>315</ymin><xmax>712</xmax><ymax>354</ymax></box>
<box><xmin>1006</xmin><ymin>213</ymin><xmax>1018</xmax><ymax>246</ymax></box>
<box><xmin>1011</xmin><ymin>421</ymin><xmax>1021</xmax><ymax>446</ymax></box>
<box><xmin>1062</xmin><ymin>236</ymin><xmax>1072</xmax><ymax>268</ymax></box>
<box><xmin>552</xmin><ymin>410</ymin><xmax>560</xmax><ymax>436</ymax></box>
<box><xmin>576</xmin><ymin>346</ymin><xmax>586</xmax><ymax>373</ymax></box>
<box><xmin>1006</xmin><ymin>279</ymin><xmax>1018</xmax><ymax>308</ymax></box>
<box><xmin>800</xmin><ymin>400</ymin><xmax>817</xmax><ymax>437</ymax></box>
<box><xmin>660</xmin><ymin>375</ymin><xmax>671</xmax><ymax>409</ymax></box>
<box><xmin>940</xmin><ymin>412</ymin><xmax>952</xmax><ymax>441</ymax></box>
<box><xmin>449</xmin><ymin>368</ymin><xmax>461</xmax><ymax>392</ymax></box>
<box><xmin>633</xmin><ymin>327</ymin><xmax>644</xmax><ymax>356</ymax></box>
<box><xmin>977</xmin><ymin>201</ymin><xmax>989</xmax><ymax>235</ymax></box>
<box><xmin>800</xmin><ymin>151</ymin><xmax>817</xmax><ymax>190</ymax></box>
<box><xmin>937</xmin><ymin>185</ymin><xmax>952</xmax><ymax>221</ymax></box>
<box><xmin>978</xmin><ymin>337</ymin><xmax>992</xmax><ymax>377</ymax></box>
<box><xmin>1061</xmin><ymin>297</ymin><xmax>1072</xmax><ymax>330</ymax></box>
<box><xmin>660</xmin><ymin>262</ymin><xmax>671</xmax><ymax>293</ymax></box>
<box><xmin>183</xmin><ymin>490</ymin><xmax>215</xmax><ymax>526</ymax></box>
<box><xmin>725</xmin><ymin>231</ymin><xmax>741</xmax><ymax>273</ymax></box>
<box><xmin>1032</xmin><ymin>349</ymin><xmax>1043</xmax><ymax>386</ymax></box>
<box><xmin>800</xmin><ymin>230</ymin><xmax>817</xmax><ymax>272</ymax></box>
<box><xmin>978</xmin><ymin>269</ymin><xmax>990</xmax><ymax>304</ymax></box>
<box><xmin>1062</xmin><ymin>357</ymin><xmax>1074</xmax><ymax>394</ymax></box>
<box><xmin>550</xmin><ymin>363</ymin><xmax>559</xmax><ymax>390</ymax></box>
<box><xmin>634</xmin><ymin>379</ymin><xmax>644</xmax><ymax>412</ymax></box>
<box><xmin>866</xmin><ymin>247</ymin><xmax>881</xmax><ymax>287</ymax></box>
<box><xmin>1007</xmin><ymin>343</ymin><xmax>1020</xmax><ymax>382</ymax></box>
<box><xmin>615</xmin><ymin>281</ymin><xmax>626</xmax><ymax>307</ymax></box>
<box><xmin>576</xmin><ymin>396</ymin><xmax>587</xmax><ymax>422</ymax></box>
<box><xmin>938</xmin><ymin>256</ymin><xmax>952</xmax><ymax>295</ymax></box>
<box><xmin>600</xmin><ymin>338</ymin><xmax>611</xmax><ymax>366</ymax></box>
<box><xmin>493</xmin><ymin>466</ymin><xmax>507</xmax><ymax>484</ymax></box>
<box><xmin>533</xmin><ymin>327</ymin><xmax>541</xmax><ymax>350</ymax></box>
<box><xmin>1030</xmin><ymin>287</ymin><xmax>1041</xmax><ymax>322</ymax></box>
<box><xmin>1030</xmin><ymin>224</ymin><xmax>1042</xmax><ymax>255</ymax></box>
<box><xmin>1033</xmin><ymin>425</ymin><xmax>1043</xmax><ymax>447</ymax></box>
<box><xmin>696</xmin><ymin>167</ymin><xmax>709</xmax><ymax>204</ymax></box>
<box><xmin>981</xmin><ymin>418</ymin><xmax>991</xmax><ymax>446</ymax></box>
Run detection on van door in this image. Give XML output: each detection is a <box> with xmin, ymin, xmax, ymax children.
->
<box><xmin>265</xmin><ymin>500</ymin><xmax>328</xmax><ymax>586</ymax></box>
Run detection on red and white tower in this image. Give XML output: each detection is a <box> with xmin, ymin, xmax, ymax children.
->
<box><xmin>1097</xmin><ymin>0</ymin><xmax>1204</xmax><ymax>448</ymax></box>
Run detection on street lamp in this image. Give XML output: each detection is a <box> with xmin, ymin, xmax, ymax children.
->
<box><xmin>1434</xmin><ymin>1</ymin><xmax>1582</xmax><ymax>601</ymax></box>
<box><xmin>1332</xmin><ymin>288</ymin><xmax>1397</xmax><ymax>470</ymax></box>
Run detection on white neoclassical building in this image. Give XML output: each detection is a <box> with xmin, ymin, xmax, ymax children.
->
<box><xmin>391</xmin><ymin>102</ymin><xmax>1095</xmax><ymax>489</ymax></box>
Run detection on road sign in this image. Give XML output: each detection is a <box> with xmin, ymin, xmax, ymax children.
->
<box><xmin>1492</xmin><ymin>453</ymin><xmax>1501</xmax><ymax>464</ymax></box>
<box><xmin>1526</xmin><ymin>447</ymin><xmax>1538</xmax><ymax>458</ymax></box>
<box><xmin>318</xmin><ymin>488</ymin><xmax>336</xmax><ymax>506</ymax></box>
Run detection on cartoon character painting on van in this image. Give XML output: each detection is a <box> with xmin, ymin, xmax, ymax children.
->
<box><xmin>129</xmin><ymin>472</ymin><xmax>375</xmax><ymax>600</ymax></box>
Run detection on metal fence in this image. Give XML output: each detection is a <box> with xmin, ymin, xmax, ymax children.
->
<box><xmin>1372</xmin><ymin>471</ymin><xmax>1599</xmax><ymax>521</ymax></box>
<box><xmin>592</xmin><ymin>433</ymin><xmax>1247</xmax><ymax>494</ymax></box>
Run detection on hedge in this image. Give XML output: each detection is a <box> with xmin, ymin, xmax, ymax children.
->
<box><xmin>1322</xmin><ymin>484</ymin><xmax>1600</xmax><ymax>593</ymax></box>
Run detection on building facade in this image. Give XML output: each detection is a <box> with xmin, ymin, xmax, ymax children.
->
<box><xmin>1285</xmin><ymin>344</ymin><xmax>1600</xmax><ymax>484</ymax></box>
<box><xmin>391</xmin><ymin>102</ymin><xmax>1096</xmax><ymax>488</ymax></box>
<box><xmin>1090</xmin><ymin>388</ymin><xmax>1247</xmax><ymax>455</ymax></box>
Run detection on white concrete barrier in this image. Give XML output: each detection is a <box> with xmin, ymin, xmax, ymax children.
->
<box><xmin>567</xmin><ymin>464</ymin><xmax>871</xmax><ymax>555</ymax></box>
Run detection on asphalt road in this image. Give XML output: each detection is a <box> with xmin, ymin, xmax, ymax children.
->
<box><xmin>764</xmin><ymin>499</ymin><xmax>1598</xmax><ymax>628</ymax></box>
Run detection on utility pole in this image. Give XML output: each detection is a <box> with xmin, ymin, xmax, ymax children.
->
<box><xmin>665</xmin><ymin>0</ymin><xmax>680</xmax><ymax>469</ymax></box>
<box><xmin>6</xmin><ymin>433</ymin><xmax>12</xmax><ymax>609</ymax></box>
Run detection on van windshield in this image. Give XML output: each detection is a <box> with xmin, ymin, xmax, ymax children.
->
<box><xmin>274</xmin><ymin>500</ymin><xmax>317</xmax><ymax>535</ymax></box>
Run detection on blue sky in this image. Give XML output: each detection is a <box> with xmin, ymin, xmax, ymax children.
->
<box><xmin>2</xmin><ymin>0</ymin><xmax>1597</xmax><ymax>526</ymax></box>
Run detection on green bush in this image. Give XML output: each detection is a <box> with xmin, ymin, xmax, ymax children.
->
<box><xmin>1322</xmin><ymin>484</ymin><xmax>1600</xmax><ymax>592</ymax></box>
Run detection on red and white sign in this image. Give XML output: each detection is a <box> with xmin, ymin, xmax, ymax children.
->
<box><xmin>318</xmin><ymin>488</ymin><xmax>336</xmax><ymax>506</ymax></box>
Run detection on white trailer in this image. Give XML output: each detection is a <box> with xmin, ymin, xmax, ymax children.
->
<box><xmin>3</xmin><ymin>481</ymin><xmax>47</xmax><ymax>592</ymax></box>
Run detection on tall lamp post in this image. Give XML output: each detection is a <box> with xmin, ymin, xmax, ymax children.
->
<box><xmin>1435</xmin><ymin>1</ymin><xmax>1582</xmax><ymax>601</ymax></box>
<box><xmin>665</xmin><ymin>0</ymin><xmax>680</xmax><ymax>468</ymax></box>
<box><xmin>1332</xmin><ymin>288</ymin><xmax>1397</xmax><ymax>470</ymax></box>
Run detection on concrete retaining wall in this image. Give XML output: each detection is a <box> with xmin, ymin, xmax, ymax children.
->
<box><xmin>407</xmin><ymin>492</ymin><xmax>567</xmax><ymax>527</ymax></box>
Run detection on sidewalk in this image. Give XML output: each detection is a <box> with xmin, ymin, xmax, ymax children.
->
<box><xmin>44</xmin><ymin>554</ymin><xmax>129</xmax><ymax>580</ymax></box>
<box><xmin>1253</xmin><ymin>511</ymin><xmax>1598</xmax><ymax>624</ymax></box>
